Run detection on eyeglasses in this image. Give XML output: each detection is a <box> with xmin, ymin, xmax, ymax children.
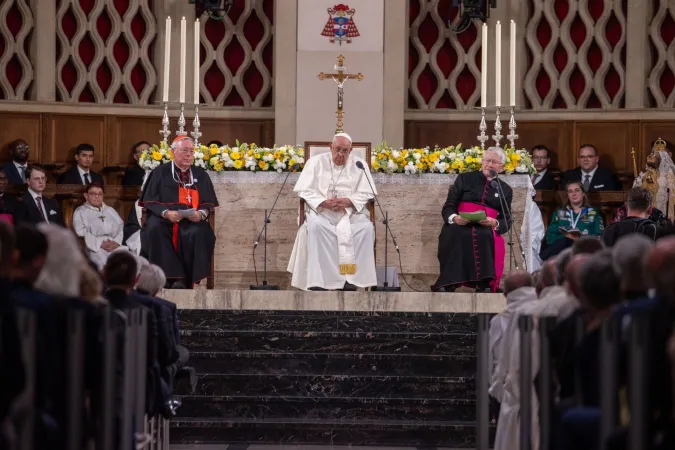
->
<box><xmin>483</xmin><ymin>159</ymin><xmax>504</xmax><ymax>165</ymax></box>
<box><xmin>14</xmin><ymin>145</ymin><xmax>29</xmax><ymax>151</ymax></box>
<box><xmin>532</xmin><ymin>156</ymin><xmax>548</xmax><ymax>161</ymax></box>
<box><xmin>332</xmin><ymin>147</ymin><xmax>351</xmax><ymax>155</ymax></box>
<box><xmin>174</xmin><ymin>148</ymin><xmax>195</xmax><ymax>154</ymax></box>
<box><xmin>87</xmin><ymin>192</ymin><xmax>104</xmax><ymax>197</ymax></box>
<box><xmin>579</xmin><ymin>155</ymin><xmax>596</xmax><ymax>160</ymax></box>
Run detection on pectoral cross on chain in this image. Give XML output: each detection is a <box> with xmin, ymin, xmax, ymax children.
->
<box><xmin>186</xmin><ymin>192</ymin><xmax>192</xmax><ymax>203</ymax></box>
<box><xmin>318</xmin><ymin>54</ymin><xmax>364</xmax><ymax>134</ymax></box>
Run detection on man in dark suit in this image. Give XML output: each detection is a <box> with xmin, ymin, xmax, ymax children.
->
<box><xmin>560</xmin><ymin>144</ymin><xmax>621</xmax><ymax>191</ymax></box>
<box><xmin>0</xmin><ymin>169</ymin><xmax>18</xmax><ymax>217</ymax></box>
<box><xmin>2</xmin><ymin>139</ymin><xmax>30</xmax><ymax>185</ymax></box>
<box><xmin>57</xmin><ymin>143</ymin><xmax>105</xmax><ymax>185</ymax></box>
<box><xmin>121</xmin><ymin>140</ymin><xmax>150</xmax><ymax>186</ymax></box>
<box><xmin>530</xmin><ymin>145</ymin><xmax>558</xmax><ymax>190</ymax></box>
<box><xmin>13</xmin><ymin>165</ymin><xmax>65</xmax><ymax>226</ymax></box>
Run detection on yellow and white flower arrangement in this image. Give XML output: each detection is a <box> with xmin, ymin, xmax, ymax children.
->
<box><xmin>140</xmin><ymin>141</ymin><xmax>305</xmax><ymax>173</ymax></box>
<box><xmin>371</xmin><ymin>142</ymin><xmax>535</xmax><ymax>175</ymax></box>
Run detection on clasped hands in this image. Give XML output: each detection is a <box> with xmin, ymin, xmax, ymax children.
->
<box><xmin>319</xmin><ymin>198</ymin><xmax>353</xmax><ymax>212</ymax></box>
<box><xmin>452</xmin><ymin>216</ymin><xmax>498</xmax><ymax>228</ymax></box>
<box><xmin>164</xmin><ymin>210</ymin><xmax>203</xmax><ymax>223</ymax></box>
<box><xmin>100</xmin><ymin>240</ymin><xmax>120</xmax><ymax>252</ymax></box>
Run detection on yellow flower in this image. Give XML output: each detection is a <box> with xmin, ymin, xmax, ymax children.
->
<box><xmin>255</xmin><ymin>153</ymin><xmax>262</xmax><ymax>160</ymax></box>
<box><xmin>233</xmin><ymin>160</ymin><xmax>244</xmax><ymax>169</ymax></box>
<box><xmin>231</xmin><ymin>151</ymin><xmax>241</xmax><ymax>160</ymax></box>
<box><xmin>416</xmin><ymin>162</ymin><xmax>425</xmax><ymax>170</ymax></box>
<box><xmin>466</xmin><ymin>156</ymin><xmax>473</xmax><ymax>163</ymax></box>
<box><xmin>247</xmin><ymin>150</ymin><xmax>254</xmax><ymax>157</ymax></box>
<box><xmin>167</xmin><ymin>150</ymin><xmax>173</xmax><ymax>160</ymax></box>
<box><xmin>152</xmin><ymin>151</ymin><xmax>163</xmax><ymax>161</ymax></box>
<box><xmin>505</xmin><ymin>163</ymin><xmax>515</xmax><ymax>172</ymax></box>
<box><xmin>258</xmin><ymin>160</ymin><xmax>269</xmax><ymax>170</ymax></box>
<box><xmin>289</xmin><ymin>158</ymin><xmax>297</xmax><ymax>167</ymax></box>
<box><xmin>210</xmin><ymin>147</ymin><xmax>220</xmax><ymax>156</ymax></box>
<box><xmin>213</xmin><ymin>163</ymin><xmax>224</xmax><ymax>171</ymax></box>
<box><xmin>510</xmin><ymin>153</ymin><xmax>521</xmax><ymax>162</ymax></box>
<box><xmin>372</xmin><ymin>161</ymin><xmax>380</xmax><ymax>170</ymax></box>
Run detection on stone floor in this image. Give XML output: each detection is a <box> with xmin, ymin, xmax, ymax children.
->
<box><xmin>171</xmin><ymin>446</ymin><xmax>472</xmax><ymax>450</ymax></box>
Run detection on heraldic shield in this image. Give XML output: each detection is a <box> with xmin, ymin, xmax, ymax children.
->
<box><xmin>321</xmin><ymin>4</ymin><xmax>360</xmax><ymax>45</ymax></box>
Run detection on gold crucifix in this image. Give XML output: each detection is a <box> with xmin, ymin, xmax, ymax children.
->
<box><xmin>318</xmin><ymin>54</ymin><xmax>364</xmax><ymax>134</ymax></box>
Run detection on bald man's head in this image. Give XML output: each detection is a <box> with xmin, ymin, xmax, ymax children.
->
<box><xmin>503</xmin><ymin>270</ymin><xmax>535</xmax><ymax>298</ymax></box>
<box><xmin>566</xmin><ymin>253</ymin><xmax>592</xmax><ymax>304</ymax></box>
<box><xmin>572</xmin><ymin>236</ymin><xmax>604</xmax><ymax>255</ymax></box>
<box><xmin>537</xmin><ymin>260</ymin><xmax>557</xmax><ymax>297</ymax></box>
<box><xmin>644</xmin><ymin>236</ymin><xmax>675</xmax><ymax>300</ymax></box>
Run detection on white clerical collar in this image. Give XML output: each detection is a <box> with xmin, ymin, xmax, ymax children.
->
<box><xmin>582</xmin><ymin>166</ymin><xmax>598</xmax><ymax>179</ymax></box>
<box><xmin>85</xmin><ymin>201</ymin><xmax>105</xmax><ymax>212</ymax></box>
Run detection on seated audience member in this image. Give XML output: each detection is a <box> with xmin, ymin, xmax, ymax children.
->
<box><xmin>2</xmin><ymin>139</ymin><xmax>30</xmax><ymax>184</ymax></box>
<box><xmin>571</xmin><ymin>235</ymin><xmax>605</xmax><ymax>255</ymax></box>
<box><xmin>488</xmin><ymin>271</ymin><xmax>536</xmax><ymax>417</ymax></box>
<box><xmin>0</xmin><ymin>223</ymin><xmax>24</xmax><ymax>430</ymax></box>
<box><xmin>530</xmin><ymin>145</ymin><xmax>558</xmax><ymax>190</ymax></box>
<box><xmin>611</xmin><ymin>234</ymin><xmax>654</xmax><ymax>302</ymax></box>
<box><xmin>14</xmin><ymin>164</ymin><xmax>64</xmax><ymax>226</ymax></box>
<box><xmin>0</xmin><ymin>168</ymin><xmax>18</xmax><ymax>221</ymax></box>
<box><xmin>122</xmin><ymin>141</ymin><xmax>150</xmax><ymax>186</ymax></box>
<box><xmin>206</xmin><ymin>140</ymin><xmax>224</xmax><ymax>147</ymax></box>
<box><xmin>603</xmin><ymin>187</ymin><xmax>657</xmax><ymax>246</ymax></box>
<box><xmin>541</xmin><ymin>181</ymin><xmax>604</xmax><ymax>260</ymax></box>
<box><xmin>73</xmin><ymin>183</ymin><xmax>126</xmax><ymax>269</ymax></box>
<box><xmin>139</xmin><ymin>136</ymin><xmax>218</xmax><ymax>289</ymax></box>
<box><xmin>136</xmin><ymin>263</ymin><xmax>190</xmax><ymax>386</ymax></box>
<box><xmin>433</xmin><ymin>146</ymin><xmax>513</xmax><ymax>293</ymax></box>
<box><xmin>123</xmin><ymin>200</ymin><xmax>142</xmax><ymax>255</ymax></box>
<box><xmin>560</xmin><ymin>144</ymin><xmax>621</xmax><ymax>192</ymax></box>
<box><xmin>57</xmin><ymin>143</ymin><xmax>105</xmax><ymax>185</ymax></box>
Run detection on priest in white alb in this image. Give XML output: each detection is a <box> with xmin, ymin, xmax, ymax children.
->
<box><xmin>287</xmin><ymin>132</ymin><xmax>378</xmax><ymax>291</ymax></box>
<box><xmin>72</xmin><ymin>182</ymin><xmax>126</xmax><ymax>269</ymax></box>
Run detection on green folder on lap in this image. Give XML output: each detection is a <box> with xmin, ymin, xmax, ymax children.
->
<box><xmin>459</xmin><ymin>211</ymin><xmax>487</xmax><ymax>222</ymax></box>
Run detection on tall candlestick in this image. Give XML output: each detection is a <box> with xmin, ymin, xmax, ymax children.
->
<box><xmin>194</xmin><ymin>19</ymin><xmax>200</xmax><ymax>104</ymax></box>
<box><xmin>162</xmin><ymin>16</ymin><xmax>171</xmax><ymax>103</ymax></box>
<box><xmin>179</xmin><ymin>17</ymin><xmax>186</xmax><ymax>104</ymax></box>
<box><xmin>510</xmin><ymin>20</ymin><xmax>516</xmax><ymax>106</ymax></box>
<box><xmin>481</xmin><ymin>23</ymin><xmax>488</xmax><ymax>108</ymax></box>
<box><xmin>495</xmin><ymin>21</ymin><xmax>501</xmax><ymax>107</ymax></box>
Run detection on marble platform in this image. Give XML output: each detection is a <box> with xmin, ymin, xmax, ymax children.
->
<box><xmin>161</xmin><ymin>289</ymin><xmax>507</xmax><ymax>313</ymax></box>
<box><xmin>207</xmin><ymin>172</ymin><xmax>534</xmax><ymax>290</ymax></box>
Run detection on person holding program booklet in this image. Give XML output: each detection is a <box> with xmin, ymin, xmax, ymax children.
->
<box><xmin>432</xmin><ymin>147</ymin><xmax>513</xmax><ymax>293</ymax></box>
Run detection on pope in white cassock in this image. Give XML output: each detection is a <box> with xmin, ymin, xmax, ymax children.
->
<box><xmin>287</xmin><ymin>133</ymin><xmax>378</xmax><ymax>291</ymax></box>
<box><xmin>73</xmin><ymin>183</ymin><xmax>126</xmax><ymax>269</ymax></box>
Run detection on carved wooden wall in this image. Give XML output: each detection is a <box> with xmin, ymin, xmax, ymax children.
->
<box><xmin>0</xmin><ymin>112</ymin><xmax>274</xmax><ymax>181</ymax></box>
<box><xmin>405</xmin><ymin>119</ymin><xmax>675</xmax><ymax>173</ymax></box>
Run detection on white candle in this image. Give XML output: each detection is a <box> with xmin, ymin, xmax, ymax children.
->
<box><xmin>510</xmin><ymin>20</ymin><xmax>516</xmax><ymax>106</ymax></box>
<box><xmin>162</xmin><ymin>16</ymin><xmax>171</xmax><ymax>103</ymax></box>
<box><xmin>481</xmin><ymin>23</ymin><xmax>488</xmax><ymax>108</ymax></box>
<box><xmin>495</xmin><ymin>21</ymin><xmax>501</xmax><ymax>107</ymax></box>
<box><xmin>194</xmin><ymin>19</ymin><xmax>200</xmax><ymax>104</ymax></box>
<box><xmin>179</xmin><ymin>16</ymin><xmax>186</xmax><ymax>104</ymax></box>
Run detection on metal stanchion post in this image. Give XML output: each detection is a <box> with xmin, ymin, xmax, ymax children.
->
<box><xmin>16</xmin><ymin>310</ymin><xmax>37</xmax><ymax>450</ymax></box>
<box><xmin>519</xmin><ymin>315</ymin><xmax>534</xmax><ymax>450</ymax></box>
<box><xmin>134</xmin><ymin>309</ymin><xmax>148</xmax><ymax>445</ymax></box>
<box><xmin>629</xmin><ymin>314</ymin><xmax>649</xmax><ymax>450</ymax></box>
<box><xmin>66</xmin><ymin>310</ymin><xmax>85</xmax><ymax>450</ymax></box>
<box><xmin>538</xmin><ymin>317</ymin><xmax>555</xmax><ymax>450</ymax></box>
<box><xmin>98</xmin><ymin>309</ymin><xmax>117</xmax><ymax>450</ymax></box>
<box><xmin>119</xmin><ymin>309</ymin><xmax>136</xmax><ymax>450</ymax></box>
<box><xmin>476</xmin><ymin>314</ymin><xmax>491</xmax><ymax>450</ymax></box>
<box><xmin>600</xmin><ymin>317</ymin><xmax>619</xmax><ymax>449</ymax></box>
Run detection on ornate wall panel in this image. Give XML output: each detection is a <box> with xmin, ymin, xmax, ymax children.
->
<box><xmin>0</xmin><ymin>0</ymin><xmax>34</xmax><ymax>100</ymax></box>
<box><xmin>42</xmin><ymin>114</ymin><xmax>107</xmax><ymax>168</ymax></box>
<box><xmin>647</xmin><ymin>0</ymin><xmax>675</xmax><ymax>107</ymax></box>
<box><xmin>199</xmin><ymin>0</ymin><xmax>273</xmax><ymax>107</ymax></box>
<box><xmin>523</xmin><ymin>0</ymin><xmax>627</xmax><ymax>109</ymax></box>
<box><xmin>408</xmin><ymin>0</ymin><xmax>482</xmax><ymax>110</ymax></box>
<box><xmin>55</xmin><ymin>0</ymin><xmax>157</xmax><ymax>104</ymax></box>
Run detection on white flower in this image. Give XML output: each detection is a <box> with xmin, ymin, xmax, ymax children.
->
<box><xmin>413</xmin><ymin>152</ymin><xmax>422</xmax><ymax>160</ymax></box>
<box><xmin>249</xmin><ymin>165</ymin><xmax>256</xmax><ymax>171</ymax></box>
<box><xmin>387</xmin><ymin>159</ymin><xmax>397</xmax><ymax>172</ymax></box>
<box><xmin>448</xmin><ymin>152</ymin><xmax>456</xmax><ymax>160</ymax></box>
<box><xmin>392</xmin><ymin>150</ymin><xmax>401</xmax><ymax>159</ymax></box>
<box><xmin>195</xmin><ymin>159</ymin><xmax>206</xmax><ymax>169</ymax></box>
<box><xmin>195</xmin><ymin>151</ymin><xmax>204</xmax><ymax>159</ymax></box>
<box><xmin>439</xmin><ymin>154</ymin><xmax>446</xmax><ymax>161</ymax></box>
<box><xmin>296</xmin><ymin>157</ymin><xmax>305</xmax><ymax>164</ymax></box>
<box><xmin>159</xmin><ymin>148</ymin><xmax>166</xmax><ymax>155</ymax></box>
<box><xmin>404</xmin><ymin>162</ymin><xmax>417</xmax><ymax>174</ymax></box>
<box><xmin>516</xmin><ymin>164</ymin><xmax>527</xmax><ymax>173</ymax></box>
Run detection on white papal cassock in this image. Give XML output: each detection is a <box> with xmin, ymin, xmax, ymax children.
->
<box><xmin>287</xmin><ymin>152</ymin><xmax>377</xmax><ymax>290</ymax></box>
<box><xmin>73</xmin><ymin>202</ymin><xmax>126</xmax><ymax>269</ymax></box>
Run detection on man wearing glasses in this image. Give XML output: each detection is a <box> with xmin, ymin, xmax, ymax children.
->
<box><xmin>560</xmin><ymin>144</ymin><xmax>621</xmax><ymax>192</ymax></box>
<box><xmin>2</xmin><ymin>139</ymin><xmax>30</xmax><ymax>185</ymax></box>
<box><xmin>73</xmin><ymin>183</ymin><xmax>126</xmax><ymax>269</ymax></box>
<box><xmin>139</xmin><ymin>136</ymin><xmax>218</xmax><ymax>289</ymax></box>
<box><xmin>530</xmin><ymin>145</ymin><xmax>558</xmax><ymax>190</ymax></box>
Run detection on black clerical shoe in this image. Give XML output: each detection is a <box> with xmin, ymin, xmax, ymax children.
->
<box><xmin>308</xmin><ymin>287</ymin><xmax>328</xmax><ymax>291</ymax></box>
<box><xmin>171</xmin><ymin>280</ymin><xmax>188</xmax><ymax>289</ymax></box>
<box><xmin>339</xmin><ymin>282</ymin><xmax>357</xmax><ymax>291</ymax></box>
<box><xmin>431</xmin><ymin>284</ymin><xmax>455</xmax><ymax>293</ymax></box>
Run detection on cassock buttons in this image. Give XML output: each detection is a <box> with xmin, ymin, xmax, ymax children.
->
<box><xmin>495</xmin><ymin>193</ymin><xmax>499</xmax><ymax>197</ymax></box>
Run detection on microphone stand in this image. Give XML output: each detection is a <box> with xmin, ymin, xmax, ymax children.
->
<box><xmin>357</xmin><ymin>163</ymin><xmax>401</xmax><ymax>292</ymax></box>
<box><xmin>666</xmin><ymin>188</ymin><xmax>671</xmax><ymax>223</ymax></box>
<box><xmin>492</xmin><ymin>173</ymin><xmax>527</xmax><ymax>272</ymax></box>
<box><xmin>250</xmin><ymin>165</ymin><xmax>298</xmax><ymax>290</ymax></box>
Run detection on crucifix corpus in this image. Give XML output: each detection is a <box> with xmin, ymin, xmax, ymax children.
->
<box><xmin>318</xmin><ymin>54</ymin><xmax>364</xmax><ymax>134</ymax></box>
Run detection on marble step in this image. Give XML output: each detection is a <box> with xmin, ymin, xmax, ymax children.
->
<box><xmin>178</xmin><ymin>310</ymin><xmax>478</xmax><ymax>334</ymax></box>
<box><xmin>170</xmin><ymin>417</ymin><xmax>493</xmax><ymax>447</ymax></box>
<box><xmin>185</xmin><ymin>351</ymin><xmax>477</xmax><ymax>378</ymax></box>
<box><xmin>173</xmin><ymin>373</ymin><xmax>475</xmax><ymax>399</ymax></box>
<box><xmin>175</xmin><ymin>395</ymin><xmax>476</xmax><ymax>421</ymax></box>
<box><xmin>180</xmin><ymin>329</ymin><xmax>475</xmax><ymax>354</ymax></box>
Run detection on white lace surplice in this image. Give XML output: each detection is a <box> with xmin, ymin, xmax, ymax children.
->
<box><xmin>72</xmin><ymin>202</ymin><xmax>125</xmax><ymax>269</ymax></box>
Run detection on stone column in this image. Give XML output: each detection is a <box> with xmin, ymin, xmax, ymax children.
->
<box><xmin>274</xmin><ymin>0</ymin><xmax>298</xmax><ymax>145</ymax></box>
<box><xmin>30</xmin><ymin>0</ymin><xmax>56</xmax><ymax>102</ymax></box>
<box><xmin>383</xmin><ymin>0</ymin><xmax>407</xmax><ymax>149</ymax></box>
<box><xmin>625</xmin><ymin>0</ymin><xmax>649</xmax><ymax>108</ymax></box>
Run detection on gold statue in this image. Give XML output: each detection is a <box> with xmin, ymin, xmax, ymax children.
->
<box><xmin>318</xmin><ymin>55</ymin><xmax>364</xmax><ymax>134</ymax></box>
<box><xmin>638</xmin><ymin>138</ymin><xmax>669</xmax><ymax>208</ymax></box>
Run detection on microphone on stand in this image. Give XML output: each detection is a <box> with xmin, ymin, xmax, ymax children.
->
<box><xmin>250</xmin><ymin>163</ymin><xmax>300</xmax><ymax>290</ymax></box>
<box><xmin>489</xmin><ymin>169</ymin><xmax>527</xmax><ymax>272</ymax></box>
<box><xmin>356</xmin><ymin>160</ymin><xmax>401</xmax><ymax>291</ymax></box>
